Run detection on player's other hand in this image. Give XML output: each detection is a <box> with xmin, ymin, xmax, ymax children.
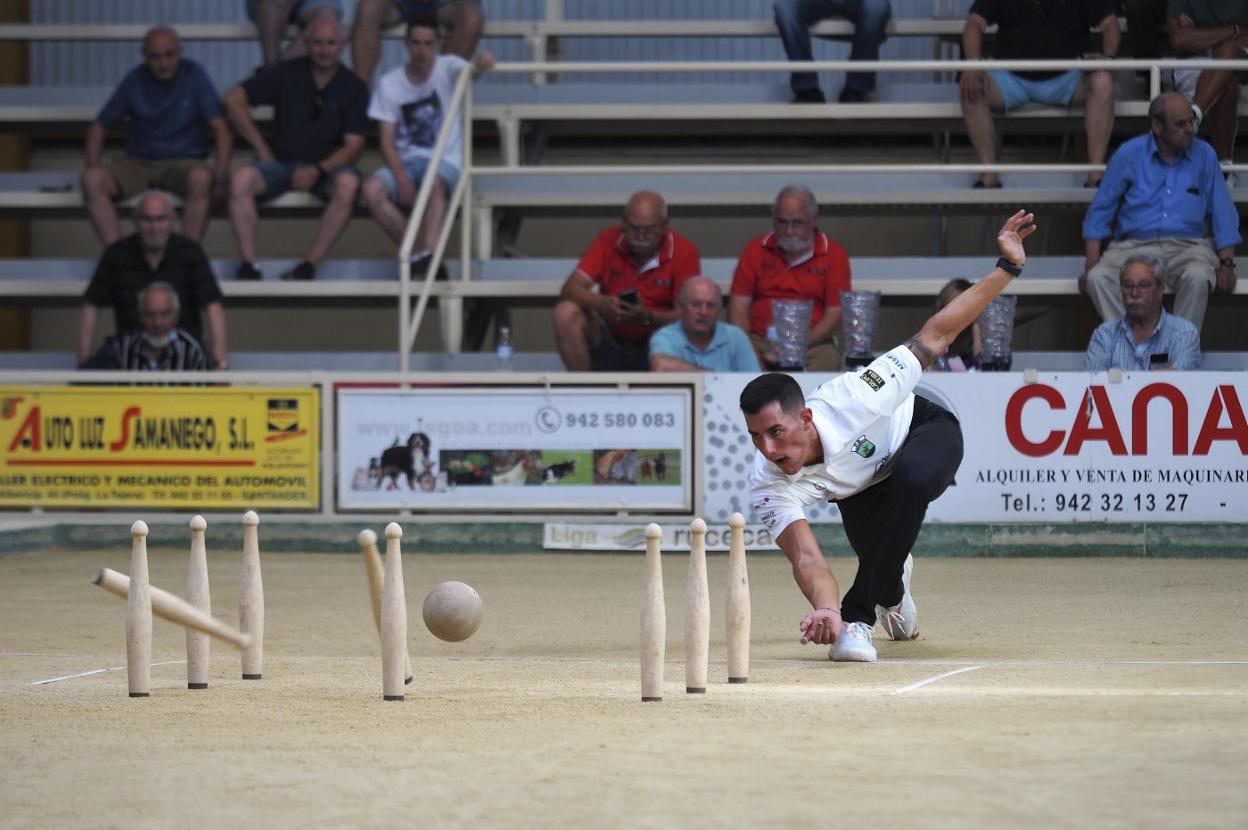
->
<box><xmin>799</xmin><ymin>608</ymin><xmax>842</xmax><ymax>645</ymax></box>
<box><xmin>996</xmin><ymin>209</ymin><xmax>1037</xmax><ymax>266</ymax></box>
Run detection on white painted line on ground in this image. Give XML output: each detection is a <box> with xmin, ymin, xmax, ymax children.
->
<box><xmin>1</xmin><ymin>652</ymin><xmax>63</xmax><ymax>657</ymax></box>
<box><xmin>32</xmin><ymin>659</ymin><xmax>186</xmax><ymax>686</ymax></box>
<box><xmin>896</xmin><ymin>665</ymin><xmax>982</xmax><ymax>694</ymax></box>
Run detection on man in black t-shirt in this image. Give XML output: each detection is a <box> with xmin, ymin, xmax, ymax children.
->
<box><xmin>78</xmin><ymin>190</ymin><xmax>227</xmax><ymax>369</ymax></box>
<box><xmin>222</xmin><ymin>15</ymin><xmax>368</xmax><ymax>281</ymax></box>
<box><xmin>960</xmin><ymin>0</ymin><xmax>1120</xmax><ymax>188</ymax></box>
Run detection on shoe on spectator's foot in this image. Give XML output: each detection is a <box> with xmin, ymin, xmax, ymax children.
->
<box><xmin>793</xmin><ymin>88</ymin><xmax>826</xmax><ymax>104</ymax></box>
<box><xmin>838</xmin><ymin>87</ymin><xmax>872</xmax><ymax>103</ymax></box>
<box><xmin>829</xmin><ymin>621</ymin><xmax>877</xmax><ymax>662</ymax></box>
<box><xmin>280</xmin><ymin>261</ymin><xmax>316</xmax><ymax>281</ymax></box>
<box><xmin>236</xmin><ymin>262</ymin><xmax>262</xmax><ymax>281</ymax></box>
<box><xmin>972</xmin><ymin>179</ymin><xmax>1003</xmax><ymax>189</ymax></box>
<box><xmin>411</xmin><ymin>252</ymin><xmax>449</xmax><ymax>281</ymax></box>
<box><xmin>875</xmin><ymin>554</ymin><xmax>919</xmax><ymax>641</ymax></box>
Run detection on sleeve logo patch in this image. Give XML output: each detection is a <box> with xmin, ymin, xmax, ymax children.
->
<box><xmin>860</xmin><ymin>369</ymin><xmax>885</xmax><ymax>391</ymax></box>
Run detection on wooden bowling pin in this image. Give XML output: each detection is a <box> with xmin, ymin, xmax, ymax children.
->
<box><xmin>725</xmin><ymin>512</ymin><xmax>751</xmax><ymax>684</ymax></box>
<box><xmin>380</xmin><ymin>523</ymin><xmax>408</xmax><ymax>701</ymax></box>
<box><xmin>358</xmin><ymin>529</ymin><xmax>412</xmax><ymax>685</ymax></box>
<box><xmin>186</xmin><ymin>515</ymin><xmax>211</xmax><ymax>689</ymax></box>
<box><xmin>640</xmin><ymin>523</ymin><xmax>666</xmax><ymax>702</ymax></box>
<box><xmin>94</xmin><ymin>568</ymin><xmax>250</xmax><ymax>649</ymax></box>
<box><xmin>239</xmin><ymin>510</ymin><xmax>264</xmax><ymax>680</ymax></box>
<box><xmin>685</xmin><ymin>518</ymin><xmax>710</xmax><ymax>694</ymax></box>
<box><xmin>126</xmin><ymin>520</ymin><xmax>152</xmax><ymax>698</ymax></box>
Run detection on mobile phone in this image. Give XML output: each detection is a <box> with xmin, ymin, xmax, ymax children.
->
<box><xmin>618</xmin><ymin>289</ymin><xmax>640</xmax><ymax>306</ymax></box>
<box><xmin>1149</xmin><ymin>353</ymin><xmax>1169</xmax><ymax>367</ymax></box>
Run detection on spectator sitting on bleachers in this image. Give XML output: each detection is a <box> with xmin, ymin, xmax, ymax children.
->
<box><xmin>960</xmin><ymin>0</ymin><xmax>1118</xmax><ymax>188</ymax></box>
<box><xmin>649</xmin><ymin>276</ymin><xmax>761</xmax><ymax>373</ymax></box>
<box><xmin>78</xmin><ymin>191</ymin><xmax>227</xmax><ymax>370</ymax></box>
<box><xmin>928</xmin><ymin>278</ymin><xmax>981</xmax><ymax>371</ymax></box>
<box><xmin>553</xmin><ymin>191</ymin><xmax>701</xmax><ymax>372</ymax></box>
<box><xmin>223</xmin><ymin>15</ymin><xmax>368</xmax><ymax>281</ymax></box>
<box><xmin>774</xmin><ymin>0</ymin><xmax>893</xmax><ymax>104</ymax></box>
<box><xmin>112</xmin><ymin>281</ymin><xmax>209</xmax><ymax>371</ymax></box>
<box><xmin>352</xmin><ymin>0</ymin><xmax>484</xmax><ymax>84</ymax></box>
<box><xmin>728</xmin><ymin>184</ymin><xmax>850</xmax><ymax>371</ymax></box>
<box><xmin>82</xmin><ymin>26</ymin><xmax>231</xmax><ymax>246</ymax></box>
<box><xmin>1081</xmin><ymin>92</ymin><xmax>1239</xmax><ymax>332</ymax></box>
<box><xmin>1167</xmin><ymin>0</ymin><xmax>1248</xmax><ymax>176</ymax></box>
<box><xmin>362</xmin><ymin>17</ymin><xmax>494</xmax><ymax>278</ymax></box>
<box><xmin>1085</xmin><ymin>254</ymin><xmax>1202</xmax><ymax>370</ymax></box>
<box><xmin>248</xmin><ymin>0</ymin><xmax>343</xmax><ymax>69</ymax></box>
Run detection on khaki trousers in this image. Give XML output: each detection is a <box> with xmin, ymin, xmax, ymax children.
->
<box><xmin>1086</xmin><ymin>238</ymin><xmax>1217</xmax><ymax>330</ymax></box>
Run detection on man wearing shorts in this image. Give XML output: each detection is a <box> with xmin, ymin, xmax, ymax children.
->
<box><xmin>553</xmin><ymin>191</ymin><xmax>701</xmax><ymax>372</ymax></box>
<box><xmin>960</xmin><ymin>0</ymin><xmax>1119</xmax><ymax>188</ymax></box>
<box><xmin>362</xmin><ymin>19</ymin><xmax>494</xmax><ymax>275</ymax></box>
<box><xmin>82</xmin><ymin>26</ymin><xmax>231</xmax><ymax>245</ymax></box>
<box><xmin>223</xmin><ymin>15</ymin><xmax>368</xmax><ymax>281</ymax></box>
<box><xmin>740</xmin><ymin>210</ymin><xmax>1035</xmax><ymax>662</ymax></box>
<box><xmin>352</xmin><ymin>0</ymin><xmax>484</xmax><ymax>84</ymax></box>
<box><xmin>1167</xmin><ymin>0</ymin><xmax>1248</xmax><ymax>176</ymax></box>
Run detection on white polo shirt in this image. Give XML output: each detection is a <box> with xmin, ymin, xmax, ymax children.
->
<box><xmin>750</xmin><ymin>345</ymin><xmax>923</xmax><ymax>535</ymax></box>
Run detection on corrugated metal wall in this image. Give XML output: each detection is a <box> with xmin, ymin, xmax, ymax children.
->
<box><xmin>31</xmin><ymin>1</ymin><xmax>971</xmax><ymax>90</ymax></box>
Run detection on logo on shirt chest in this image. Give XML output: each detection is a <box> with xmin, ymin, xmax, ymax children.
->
<box><xmin>851</xmin><ymin>434</ymin><xmax>876</xmax><ymax>459</ymax></box>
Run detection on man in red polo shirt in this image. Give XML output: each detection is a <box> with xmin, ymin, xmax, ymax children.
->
<box><xmin>553</xmin><ymin>191</ymin><xmax>702</xmax><ymax>371</ymax></box>
<box><xmin>729</xmin><ymin>184</ymin><xmax>851</xmax><ymax>371</ymax></box>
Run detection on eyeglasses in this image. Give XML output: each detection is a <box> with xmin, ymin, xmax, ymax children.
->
<box><xmin>311</xmin><ymin>91</ymin><xmax>325</xmax><ymax>121</ymax></box>
<box><xmin>773</xmin><ymin>217</ymin><xmax>811</xmax><ymax>231</ymax></box>
<box><xmin>624</xmin><ymin>221</ymin><xmax>663</xmax><ymax>236</ymax></box>
<box><xmin>1120</xmin><ymin>281</ymin><xmax>1158</xmax><ymax>294</ymax></box>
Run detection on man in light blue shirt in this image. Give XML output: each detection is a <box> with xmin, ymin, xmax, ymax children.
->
<box><xmin>1085</xmin><ymin>254</ymin><xmax>1202</xmax><ymax>371</ymax></box>
<box><xmin>650</xmin><ymin>277</ymin><xmax>761</xmax><ymax>373</ymax></box>
<box><xmin>1081</xmin><ymin>92</ymin><xmax>1240</xmax><ymax>331</ymax></box>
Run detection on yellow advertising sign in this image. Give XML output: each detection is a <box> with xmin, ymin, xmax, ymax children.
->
<box><xmin>0</xmin><ymin>387</ymin><xmax>319</xmax><ymax>510</ymax></box>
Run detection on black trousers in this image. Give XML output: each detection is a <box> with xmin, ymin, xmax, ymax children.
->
<box><xmin>835</xmin><ymin>396</ymin><xmax>963</xmax><ymax>626</ymax></box>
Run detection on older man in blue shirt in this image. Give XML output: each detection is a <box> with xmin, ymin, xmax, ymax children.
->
<box><xmin>650</xmin><ymin>277</ymin><xmax>761</xmax><ymax>373</ymax></box>
<box><xmin>82</xmin><ymin>26</ymin><xmax>231</xmax><ymax>245</ymax></box>
<box><xmin>1085</xmin><ymin>254</ymin><xmax>1201</xmax><ymax>371</ymax></box>
<box><xmin>1081</xmin><ymin>92</ymin><xmax>1239</xmax><ymax>331</ymax></box>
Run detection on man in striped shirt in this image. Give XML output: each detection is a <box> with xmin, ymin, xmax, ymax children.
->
<box><xmin>1084</xmin><ymin>254</ymin><xmax>1202</xmax><ymax>371</ymax></box>
<box><xmin>112</xmin><ymin>282</ymin><xmax>208</xmax><ymax>371</ymax></box>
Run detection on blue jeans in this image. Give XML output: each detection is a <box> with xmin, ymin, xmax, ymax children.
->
<box><xmin>774</xmin><ymin>0</ymin><xmax>892</xmax><ymax>94</ymax></box>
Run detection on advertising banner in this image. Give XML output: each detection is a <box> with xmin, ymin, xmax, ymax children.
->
<box><xmin>703</xmin><ymin>372</ymin><xmax>1248</xmax><ymax>524</ymax></box>
<box><xmin>0</xmin><ymin>386</ymin><xmax>319</xmax><ymax>510</ymax></box>
<box><xmin>338</xmin><ymin>387</ymin><xmax>693</xmax><ymax>511</ymax></box>
<box><xmin>543</xmin><ymin>522</ymin><xmax>778</xmax><ymax>551</ymax></box>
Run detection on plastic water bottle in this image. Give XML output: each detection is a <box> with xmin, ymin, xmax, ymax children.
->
<box><xmin>765</xmin><ymin>324</ymin><xmax>780</xmax><ymax>368</ymax></box>
<box><xmin>496</xmin><ymin>325</ymin><xmax>513</xmax><ymax>370</ymax></box>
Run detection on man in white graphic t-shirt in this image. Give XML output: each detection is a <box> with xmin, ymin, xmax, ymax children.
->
<box><xmin>739</xmin><ymin>210</ymin><xmax>1036</xmax><ymax>663</ymax></box>
<box><xmin>362</xmin><ymin>18</ymin><xmax>493</xmax><ymax>276</ymax></box>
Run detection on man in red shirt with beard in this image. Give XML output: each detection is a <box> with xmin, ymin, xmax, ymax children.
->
<box><xmin>553</xmin><ymin>191</ymin><xmax>701</xmax><ymax>371</ymax></box>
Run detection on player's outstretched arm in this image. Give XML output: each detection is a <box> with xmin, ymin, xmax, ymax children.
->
<box><xmin>775</xmin><ymin>520</ymin><xmax>844</xmax><ymax>645</ymax></box>
<box><xmin>904</xmin><ymin>210</ymin><xmax>1036</xmax><ymax>367</ymax></box>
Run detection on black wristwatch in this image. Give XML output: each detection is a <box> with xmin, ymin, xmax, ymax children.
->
<box><xmin>996</xmin><ymin>257</ymin><xmax>1023</xmax><ymax>277</ymax></box>
<box><xmin>1219</xmin><ymin>257</ymin><xmax>1236</xmax><ymax>269</ymax></box>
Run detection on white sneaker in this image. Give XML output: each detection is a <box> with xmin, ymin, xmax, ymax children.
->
<box><xmin>829</xmin><ymin>621</ymin><xmax>877</xmax><ymax>662</ymax></box>
<box><xmin>876</xmin><ymin>554</ymin><xmax>919</xmax><ymax>641</ymax></box>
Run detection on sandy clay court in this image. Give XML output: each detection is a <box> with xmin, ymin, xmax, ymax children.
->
<box><xmin>1</xmin><ymin>541</ymin><xmax>1246</xmax><ymax>828</ymax></box>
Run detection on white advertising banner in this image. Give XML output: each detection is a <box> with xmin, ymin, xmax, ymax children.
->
<box><xmin>338</xmin><ymin>387</ymin><xmax>692</xmax><ymax>511</ymax></box>
<box><xmin>702</xmin><ymin>372</ymin><xmax>1248</xmax><ymax>524</ymax></box>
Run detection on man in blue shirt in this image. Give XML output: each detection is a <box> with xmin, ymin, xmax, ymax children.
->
<box><xmin>1081</xmin><ymin>92</ymin><xmax>1240</xmax><ymax>331</ymax></box>
<box><xmin>1085</xmin><ymin>254</ymin><xmax>1202</xmax><ymax>371</ymax></box>
<box><xmin>649</xmin><ymin>277</ymin><xmax>761</xmax><ymax>373</ymax></box>
<box><xmin>82</xmin><ymin>26</ymin><xmax>230</xmax><ymax>246</ymax></box>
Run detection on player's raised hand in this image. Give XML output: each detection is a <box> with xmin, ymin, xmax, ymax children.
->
<box><xmin>798</xmin><ymin>607</ymin><xmax>842</xmax><ymax>645</ymax></box>
<box><xmin>996</xmin><ymin>210</ymin><xmax>1037</xmax><ymax>267</ymax></box>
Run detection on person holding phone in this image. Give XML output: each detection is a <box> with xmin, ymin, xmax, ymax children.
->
<box><xmin>1084</xmin><ymin>254</ymin><xmax>1202</xmax><ymax>371</ymax></box>
<box><xmin>552</xmin><ymin>191</ymin><xmax>701</xmax><ymax>371</ymax></box>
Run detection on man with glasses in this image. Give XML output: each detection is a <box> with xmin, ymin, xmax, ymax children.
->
<box><xmin>82</xmin><ymin>26</ymin><xmax>231</xmax><ymax>245</ymax></box>
<box><xmin>1082</xmin><ymin>92</ymin><xmax>1240</xmax><ymax>331</ymax></box>
<box><xmin>553</xmin><ymin>191</ymin><xmax>701</xmax><ymax>372</ymax></box>
<box><xmin>729</xmin><ymin>184</ymin><xmax>850</xmax><ymax>371</ymax></box>
<box><xmin>223</xmin><ymin>15</ymin><xmax>368</xmax><ymax>281</ymax></box>
<box><xmin>113</xmin><ymin>282</ymin><xmax>209</xmax><ymax>371</ymax></box>
<box><xmin>1085</xmin><ymin>255</ymin><xmax>1201</xmax><ymax>371</ymax></box>
<box><xmin>78</xmin><ymin>191</ymin><xmax>228</xmax><ymax>370</ymax></box>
